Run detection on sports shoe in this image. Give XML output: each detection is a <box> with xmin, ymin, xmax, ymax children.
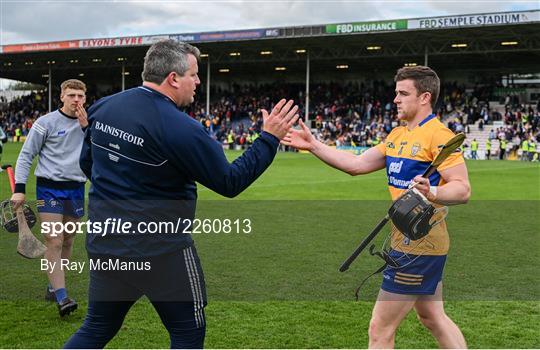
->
<box><xmin>58</xmin><ymin>298</ymin><xmax>78</xmax><ymax>317</ymax></box>
<box><xmin>45</xmin><ymin>287</ymin><xmax>55</xmax><ymax>302</ymax></box>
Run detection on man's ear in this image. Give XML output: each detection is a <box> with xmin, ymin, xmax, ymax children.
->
<box><xmin>421</xmin><ymin>92</ymin><xmax>432</xmax><ymax>106</ymax></box>
<box><xmin>167</xmin><ymin>72</ymin><xmax>180</xmax><ymax>88</ymax></box>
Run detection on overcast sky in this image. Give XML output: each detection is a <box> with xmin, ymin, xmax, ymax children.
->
<box><xmin>1</xmin><ymin>0</ymin><xmax>538</xmax><ymax>45</ymax></box>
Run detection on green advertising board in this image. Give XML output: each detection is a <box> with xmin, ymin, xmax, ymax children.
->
<box><xmin>326</xmin><ymin>20</ymin><xmax>408</xmax><ymax>34</ymax></box>
<box><xmin>493</xmin><ymin>87</ymin><xmax>527</xmax><ymax>97</ymax></box>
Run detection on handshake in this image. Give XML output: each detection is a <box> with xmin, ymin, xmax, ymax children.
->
<box><xmin>261</xmin><ymin>98</ymin><xmax>315</xmax><ymax>151</ymax></box>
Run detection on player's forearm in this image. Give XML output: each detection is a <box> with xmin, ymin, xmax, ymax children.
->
<box><xmin>14</xmin><ymin>146</ymin><xmax>36</xmax><ymax>192</ymax></box>
<box><xmin>14</xmin><ymin>128</ymin><xmax>45</xmax><ymax>191</ymax></box>
<box><xmin>310</xmin><ymin>140</ymin><xmax>361</xmax><ymax>175</ymax></box>
<box><xmin>432</xmin><ymin>180</ymin><xmax>471</xmax><ymax>205</ymax></box>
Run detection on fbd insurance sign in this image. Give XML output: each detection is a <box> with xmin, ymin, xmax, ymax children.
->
<box><xmin>326</xmin><ymin>20</ymin><xmax>408</xmax><ymax>34</ymax></box>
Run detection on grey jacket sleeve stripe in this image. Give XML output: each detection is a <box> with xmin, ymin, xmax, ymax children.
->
<box><xmin>15</xmin><ymin>121</ymin><xmax>47</xmax><ymax>186</ymax></box>
<box><xmin>33</xmin><ymin>124</ymin><xmax>46</xmax><ymax>135</ymax></box>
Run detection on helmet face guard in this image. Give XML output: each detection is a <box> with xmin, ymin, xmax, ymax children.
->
<box><xmin>388</xmin><ymin>188</ymin><xmax>448</xmax><ymax>241</ymax></box>
<box><xmin>0</xmin><ymin>200</ymin><xmax>37</xmax><ymax>233</ymax></box>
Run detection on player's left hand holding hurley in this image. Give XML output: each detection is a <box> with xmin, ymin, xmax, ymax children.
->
<box><xmin>75</xmin><ymin>103</ymin><xmax>88</xmax><ymax>128</ymax></box>
<box><xmin>412</xmin><ymin>175</ymin><xmax>436</xmax><ymax>202</ymax></box>
<box><xmin>261</xmin><ymin>99</ymin><xmax>299</xmax><ymax>140</ymax></box>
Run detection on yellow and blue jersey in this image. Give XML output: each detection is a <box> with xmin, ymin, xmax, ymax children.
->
<box><xmin>375</xmin><ymin>114</ymin><xmax>464</xmax><ymax>255</ymax></box>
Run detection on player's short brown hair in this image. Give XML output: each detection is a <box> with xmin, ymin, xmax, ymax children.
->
<box><xmin>394</xmin><ymin>66</ymin><xmax>440</xmax><ymax>108</ymax></box>
<box><xmin>60</xmin><ymin>79</ymin><xmax>86</xmax><ymax>93</ymax></box>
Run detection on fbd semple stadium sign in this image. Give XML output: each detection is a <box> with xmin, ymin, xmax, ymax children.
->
<box><xmin>408</xmin><ymin>10</ymin><xmax>540</xmax><ymax>29</ymax></box>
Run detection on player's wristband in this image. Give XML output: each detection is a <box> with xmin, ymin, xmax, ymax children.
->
<box><xmin>14</xmin><ymin>183</ymin><xmax>26</xmax><ymax>194</ymax></box>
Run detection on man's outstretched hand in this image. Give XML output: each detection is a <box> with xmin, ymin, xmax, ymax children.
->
<box><xmin>281</xmin><ymin>119</ymin><xmax>316</xmax><ymax>151</ymax></box>
<box><xmin>262</xmin><ymin>99</ymin><xmax>299</xmax><ymax>140</ymax></box>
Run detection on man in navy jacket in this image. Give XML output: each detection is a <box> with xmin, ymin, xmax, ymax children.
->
<box><xmin>65</xmin><ymin>40</ymin><xmax>298</xmax><ymax>349</ymax></box>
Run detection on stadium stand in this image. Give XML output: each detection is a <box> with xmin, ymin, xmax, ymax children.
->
<box><xmin>1</xmin><ymin>81</ymin><xmax>538</xmax><ymax>160</ymax></box>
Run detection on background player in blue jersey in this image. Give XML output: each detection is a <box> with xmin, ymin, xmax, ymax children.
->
<box><xmin>11</xmin><ymin>79</ymin><xmax>88</xmax><ymax>317</ymax></box>
<box><xmin>64</xmin><ymin>40</ymin><xmax>299</xmax><ymax>349</ymax></box>
<box><xmin>284</xmin><ymin>66</ymin><xmax>470</xmax><ymax>348</ymax></box>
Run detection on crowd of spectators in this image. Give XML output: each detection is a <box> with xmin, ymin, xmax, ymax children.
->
<box><xmin>1</xmin><ymin>80</ymin><xmax>538</xmax><ymax>156</ymax></box>
<box><xmin>439</xmin><ymin>79</ymin><xmax>540</xmax><ymax>158</ymax></box>
<box><xmin>497</xmin><ymin>104</ymin><xmax>540</xmax><ymax>142</ymax></box>
<box><xmin>490</xmin><ymin>104</ymin><xmax>540</xmax><ymax>160</ymax></box>
<box><xmin>185</xmin><ymin>81</ymin><xmax>401</xmax><ymax>148</ymax></box>
<box><xmin>0</xmin><ymin>92</ymin><xmax>48</xmax><ymax>139</ymax></box>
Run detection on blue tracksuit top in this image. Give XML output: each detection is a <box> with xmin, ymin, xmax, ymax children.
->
<box><xmin>80</xmin><ymin>86</ymin><xmax>279</xmax><ymax>257</ymax></box>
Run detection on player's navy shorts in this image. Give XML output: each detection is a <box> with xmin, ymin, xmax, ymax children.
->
<box><xmin>36</xmin><ymin>178</ymin><xmax>85</xmax><ymax>218</ymax></box>
<box><xmin>381</xmin><ymin>249</ymin><xmax>447</xmax><ymax>295</ymax></box>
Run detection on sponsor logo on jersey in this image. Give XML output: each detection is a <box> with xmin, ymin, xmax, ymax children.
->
<box><xmin>57</xmin><ymin>130</ymin><xmax>66</xmax><ymax>136</ymax></box>
<box><xmin>388</xmin><ymin>160</ymin><xmax>403</xmax><ymax>174</ymax></box>
<box><xmin>388</xmin><ymin>176</ymin><xmax>411</xmax><ymax>188</ymax></box>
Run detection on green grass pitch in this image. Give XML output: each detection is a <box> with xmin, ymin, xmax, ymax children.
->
<box><xmin>0</xmin><ymin>143</ymin><xmax>539</xmax><ymax>348</ymax></box>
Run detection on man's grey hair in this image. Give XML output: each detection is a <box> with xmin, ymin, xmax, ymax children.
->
<box><xmin>141</xmin><ymin>40</ymin><xmax>200</xmax><ymax>84</ymax></box>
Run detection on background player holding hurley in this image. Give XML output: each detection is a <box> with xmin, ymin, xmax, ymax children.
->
<box><xmin>283</xmin><ymin>66</ymin><xmax>470</xmax><ymax>349</ymax></box>
<box><xmin>11</xmin><ymin>79</ymin><xmax>88</xmax><ymax>317</ymax></box>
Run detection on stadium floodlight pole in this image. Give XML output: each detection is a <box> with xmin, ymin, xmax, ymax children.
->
<box><xmin>121</xmin><ymin>62</ymin><xmax>125</xmax><ymax>91</ymax></box>
<box><xmin>206</xmin><ymin>58</ymin><xmax>210</xmax><ymax>118</ymax></box>
<box><xmin>48</xmin><ymin>64</ymin><xmax>52</xmax><ymax>112</ymax></box>
<box><xmin>305</xmin><ymin>51</ymin><xmax>310</xmax><ymax>125</ymax></box>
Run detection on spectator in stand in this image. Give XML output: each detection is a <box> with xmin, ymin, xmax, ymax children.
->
<box><xmin>521</xmin><ymin>138</ymin><xmax>529</xmax><ymax>161</ymax></box>
<box><xmin>14</xmin><ymin>127</ymin><xmax>21</xmax><ymax>142</ymax></box>
<box><xmin>528</xmin><ymin>136</ymin><xmax>536</xmax><ymax>161</ymax></box>
<box><xmin>470</xmin><ymin>139</ymin><xmax>478</xmax><ymax>160</ymax></box>
<box><xmin>499</xmin><ymin>138</ymin><xmax>507</xmax><ymax>160</ymax></box>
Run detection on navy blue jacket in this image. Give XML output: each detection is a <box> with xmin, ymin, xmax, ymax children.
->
<box><xmin>80</xmin><ymin>86</ymin><xmax>279</xmax><ymax>257</ymax></box>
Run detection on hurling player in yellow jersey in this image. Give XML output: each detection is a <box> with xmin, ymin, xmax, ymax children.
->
<box><xmin>283</xmin><ymin>66</ymin><xmax>470</xmax><ymax>349</ymax></box>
